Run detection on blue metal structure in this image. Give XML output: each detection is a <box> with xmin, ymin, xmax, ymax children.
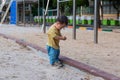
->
<box><xmin>10</xmin><ymin>0</ymin><xmax>17</xmax><ymax>24</ymax></box>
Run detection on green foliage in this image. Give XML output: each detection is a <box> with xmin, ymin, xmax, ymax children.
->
<box><xmin>50</xmin><ymin>0</ymin><xmax>89</xmax><ymax>8</ymax></box>
<box><xmin>31</xmin><ymin>4</ymin><xmax>38</xmax><ymax>16</ymax></box>
<box><xmin>76</xmin><ymin>0</ymin><xmax>89</xmax><ymax>6</ymax></box>
<box><xmin>32</xmin><ymin>0</ymin><xmax>89</xmax><ymax>16</ymax></box>
<box><xmin>49</xmin><ymin>0</ymin><xmax>89</xmax><ymax>15</ymax></box>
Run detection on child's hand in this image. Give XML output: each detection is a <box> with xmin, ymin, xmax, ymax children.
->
<box><xmin>54</xmin><ymin>36</ymin><xmax>67</xmax><ymax>40</ymax></box>
<box><xmin>63</xmin><ymin>36</ymin><xmax>67</xmax><ymax>40</ymax></box>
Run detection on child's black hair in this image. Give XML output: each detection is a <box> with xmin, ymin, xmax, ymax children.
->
<box><xmin>56</xmin><ymin>15</ymin><xmax>68</xmax><ymax>25</ymax></box>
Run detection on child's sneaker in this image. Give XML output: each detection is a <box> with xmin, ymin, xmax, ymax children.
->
<box><xmin>54</xmin><ymin>61</ymin><xmax>64</xmax><ymax>69</ymax></box>
<box><xmin>57</xmin><ymin>60</ymin><xmax>63</xmax><ymax>64</ymax></box>
<box><xmin>50</xmin><ymin>64</ymin><xmax>58</xmax><ymax>69</ymax></box>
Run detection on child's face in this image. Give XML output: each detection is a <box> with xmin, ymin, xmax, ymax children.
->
<box><xmin>56</xmin><ymin>22</ymin><xmax>66</xmax><ymax>30</ymax></box>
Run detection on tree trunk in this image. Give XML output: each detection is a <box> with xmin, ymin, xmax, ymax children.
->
<box><xmin>109</xmin><ymin>0</ymin><xmax>112</xmax><ymax>14</ymax></box>
<box><xmin>117</xmin><ymin>11</ymin><xmax>119</xmax><ymax>19</ymax></box>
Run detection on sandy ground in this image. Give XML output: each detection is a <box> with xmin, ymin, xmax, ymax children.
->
<box><xmin>0</xmin><ymin>24</ymin><xmax>120</xmax><ymax>77</ymax></box>
<box><xmin>0</xmin><ymin>36</ymin><xmax>104</xmax><ymax>80</ymax></box>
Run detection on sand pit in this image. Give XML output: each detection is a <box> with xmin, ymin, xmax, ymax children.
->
<box><xmin>0</xmin><ymin>36</ymin><xmax>105</xmax><ymax>80</ymax></box>
<box><xmin>0</xmin><ymin>24</ymin><xmax>120</xmax><ymax>77</ymax></box>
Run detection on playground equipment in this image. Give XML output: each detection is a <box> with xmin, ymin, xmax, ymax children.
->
<box><xmin>0</xmin><ymin>0</ymin><xmax>37</xmax><ymax>26</ymax></box>
<box><xmin>0</xmin><ymin>0</ymin><xmax>102</xmax><ymax>44</ymax></box>
<box><xmin>40</xmin><ymin>0</ymin><xmax>100</xmax><ymax>42</ymax></box>
<box><xmin>0</xmin><ymin>0</ymin><xmax>13</xmax><ymax>24</ymax></box>
<box><xmin>41</xmin><ymin>0</ymin><xmax>50</xmax><ymax>33</ymax></box>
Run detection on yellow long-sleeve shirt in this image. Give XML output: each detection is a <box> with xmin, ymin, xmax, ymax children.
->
<box><xmin>47</xmin><ymin>25</ymin><xmax>61</xmax><ymax>49</ymax></box>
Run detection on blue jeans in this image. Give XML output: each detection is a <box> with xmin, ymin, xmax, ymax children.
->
<box><xmin>47</xmin><ymin>45</ymin><xmax>60</xmax><ymax>65</ymax></box>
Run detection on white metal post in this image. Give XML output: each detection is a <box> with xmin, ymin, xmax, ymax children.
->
<box><xmin>57</xmin><ymin>0</ymin><xmax>59</xmax><ymax>17</ymax></box>
<box><xmin>43</xmin><ymin>0</ymin><xmax>50</xmax><ymax>33</ymax></box>
<box><xmin>0</xmin><ymin>0</ymin><xmax>7</xmax><ymax>12</ymax></box>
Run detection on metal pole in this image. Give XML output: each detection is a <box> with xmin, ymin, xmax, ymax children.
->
<box><xmin>94</xmin><ymin>0</ymin><xmax>100</xmax><ymax>44</ymax></box>
<box><xmin>80</xmin><ymin>6</ymin><xmax>83</xmax><ymax>16</ymax></box>
<box><xmin>45</xmin><ymin>0</ymin><xmax>50</xmax><ymax>15</ymax></box>
<box><xmin>58</xmin><ymin>0</ymin><xmax>70</xmax><ymax>3</ymax></box>
<box><xmin>29</xmin><ymin>4</ymin><xmax>32</xmax><ymax>26</ymax></box>
<box><xmin>23</xmin><ymin>0</ymin><xmax>25</xmax><ymax>26</ymax></box>
<box><xmin>43</xmin><ymin>0</ymin><xmax>50</xmax><ymax>33</ymax></box>
<box><xmin>43</xmin><ymin>13</ymin><xmax>46</xmax><ymax>33</ymax></box>
<box><xmin>38</xmin><ymin>0</ymin><xmax>40</xmax><ymax>26</ymax></box>
<box><xmin>43</xmin><ymin>0</ymin><xmax>46</xmax><ymax>33</ymax></box>
<box><xmin>73</xmin><ymin>0</ymin><xmax>76</xmax><ymax>40</ymax></box>
<box><xmin>100</xmin><ymin>0</ymin><xmax>103</xmax><ymax>20</ymax></box>
<box><xmin>57</xmin><ymin>0</ymin><xmax>59</xmax><ymax>17</ymax></box>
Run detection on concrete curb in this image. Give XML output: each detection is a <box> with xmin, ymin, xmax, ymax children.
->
<box><xmin>0</xmin><ymin>33</ymin><xmax>120</xmax><ymax>80</ymax></box>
